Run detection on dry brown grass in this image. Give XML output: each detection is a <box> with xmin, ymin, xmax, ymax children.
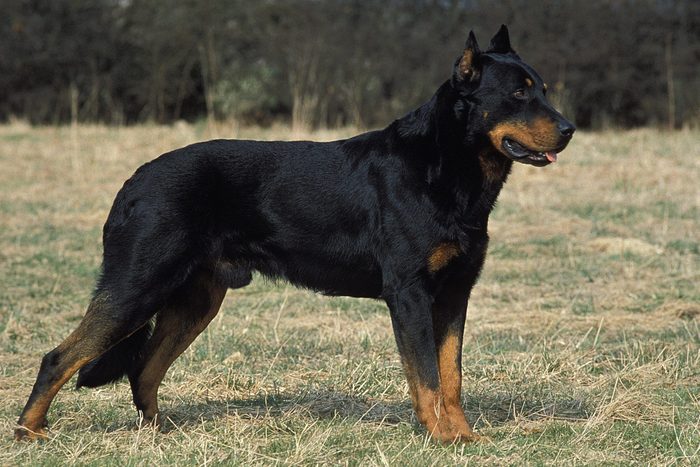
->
<box><xmin>0</xmin><ymin>123</ymin><xmax>698</xmax><ymax>465</ymax></box>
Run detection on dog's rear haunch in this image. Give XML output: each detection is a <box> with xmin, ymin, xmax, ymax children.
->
<box><xmin>16</xmin><ymin>25</ymin><xmax>573</xmax><ymax>444</ymax></box>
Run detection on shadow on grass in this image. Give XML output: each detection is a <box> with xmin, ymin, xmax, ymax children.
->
<box><xmin>159</xmin><ymin>390</ymin><xmax>410</xmax><ymax>431</ymax></box>
<box><xmin>465</xmin><ymin>392</ymin><xmax>590</xmax><ymax>429</ymax></box>
<box><xmin>89</xmin><ymin>389</ymin><xmax>590</xmax><ymax>434</ymax></box>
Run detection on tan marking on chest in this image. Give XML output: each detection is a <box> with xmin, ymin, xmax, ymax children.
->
<box><xmin>428</xmin><ymin>243</ymin><xmax>461</xmax><ymax>273</ymax></box>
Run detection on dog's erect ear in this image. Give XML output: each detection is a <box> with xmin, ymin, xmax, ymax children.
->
<box><xmin>453</xmin><ymin>31</ymin><xmax>481</xmax><ymax>83</ymax></box>
<box><xmin>488</xmin><ymin>24</ymin><xmax>515</xmax><ymax>54</ymax></box>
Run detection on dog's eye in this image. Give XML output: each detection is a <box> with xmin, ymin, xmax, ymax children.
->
<box><xmin>513</xmin><ymin>89</ymin><xmax>527</xmax><ymax>99</ymax></box>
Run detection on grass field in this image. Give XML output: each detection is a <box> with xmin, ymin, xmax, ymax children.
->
<box><xmin>1</xmin><ymin>122</ymin><xmax>698</xmax><ymax>465</ymax></box>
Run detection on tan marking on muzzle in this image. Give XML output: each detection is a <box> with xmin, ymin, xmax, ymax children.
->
<box><xmin>487</xmin><ymin>118</ymin><xmax>560</xmax><ymax>155</ymax></box>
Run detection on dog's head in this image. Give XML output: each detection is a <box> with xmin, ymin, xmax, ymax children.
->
<box><xmin>451</xmin><ymin>25</ymin><xmax>575</xmax><ymax>166</ymax></box>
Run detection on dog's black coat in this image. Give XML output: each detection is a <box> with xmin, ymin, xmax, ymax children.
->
<box><xmin>17</xmin><ymin>25</ymin><xmax>574</xmax><ymax>443</ymax></box>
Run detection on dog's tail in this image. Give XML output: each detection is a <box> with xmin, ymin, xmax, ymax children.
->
<box><xmin>75</xmin><ymin>321</ymin><xmax>153</xmax><ymax>388</ymax></box>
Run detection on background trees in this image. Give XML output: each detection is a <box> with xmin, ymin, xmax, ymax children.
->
<box><xmin>1</xmin><ymin>0</ymin><xmax>698</xmax><ymax>129</ymax></box>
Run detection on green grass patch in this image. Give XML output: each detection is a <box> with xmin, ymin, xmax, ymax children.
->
<box><xmin>1</xmin><ymin>127</ymin><xmax>698</xmax><ymax>465</ymax></box>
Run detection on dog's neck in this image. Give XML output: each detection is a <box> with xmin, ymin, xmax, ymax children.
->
<box><xmin>393</xmin><ymin>81</ymin><xmax>512</xmax><ymax>186</ymax></box>
<box><xmin>390</xmin><ymin>82</ymin><xmax>513</xmax><ymax>233</ymax></box>
<box><xmin>477</xmin><ymin>148</ymin><xmax>513</xmax><ymax>186</ymax></box>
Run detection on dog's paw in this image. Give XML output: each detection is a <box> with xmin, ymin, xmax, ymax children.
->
<box><xmin>14</xmin><ymin>425</ymin><xmax>48</xmax><ymax>442</ymax></box>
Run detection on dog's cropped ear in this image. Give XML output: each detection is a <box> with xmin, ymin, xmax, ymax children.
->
<box><xmin>488</xmin><ymin>24</ymin><xmax>516</xmax><ymax>54</ymax></box>
<box><xmin>453</xmin><ymin>31</ymin><xmax>481</xmax><ymax>83</ymax></box>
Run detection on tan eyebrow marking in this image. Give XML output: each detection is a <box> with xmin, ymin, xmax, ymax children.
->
<box><xmin>525</xmin><ymin>78</ymin><xmax>533</xmax><ymax>87</ymax></box>
<box><xmin>543</xmin><ymin>83</ymin><xmax>548</xmax><ymax>91</ymax></box>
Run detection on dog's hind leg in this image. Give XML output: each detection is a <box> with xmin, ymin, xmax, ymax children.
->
<box><xmin>16</xmin><ymin>218</ymin><xmax>205</xmax><ymax>440</ymax></box>
<box><xmin>127</xmin><ymin>265</ymin><xmax>249</xmax><ymax>426</ymax></box>
<box><xmin>14</xmin><ymin>292</ymin><xmax>155</xmax><ymax>440</ymax></box>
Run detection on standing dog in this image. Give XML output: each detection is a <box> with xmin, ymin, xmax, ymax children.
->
<box><xmin>16</xmin><ymin>25</ymin><xmax>573</xmax><ymax>443</ymax></box>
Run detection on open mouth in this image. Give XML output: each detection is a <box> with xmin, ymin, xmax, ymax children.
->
<box><xmin>502</xmin><ymin>138</ymin><xmax>562</xmax><ymax>167</ymax></box>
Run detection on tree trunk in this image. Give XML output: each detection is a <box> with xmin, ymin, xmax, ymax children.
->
<box><xmin>199</xmin><ymin>30</ymin><xmax>218</xmax><ymax>125</ymax></box>
<box><xmin>665</xmin><ymin>32</ymin><xmax>676</xmax><ymax>130</ymax></box>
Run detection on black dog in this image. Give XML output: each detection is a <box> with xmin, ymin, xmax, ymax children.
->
<box><xmin>16</xmin><ymin>25</ymin><xmax>573</xmax><ymax>443</ymax></box>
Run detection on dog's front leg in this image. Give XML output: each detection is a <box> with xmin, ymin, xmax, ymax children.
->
<box><xmin>386</xmin><ymin>287</ymin><xmax>466</xmax><ymax>443</ymax></box>
<box><xmin>431</xmin><ymin>273</ymin><xmax>486</xmax><ymax>442</ymax></box>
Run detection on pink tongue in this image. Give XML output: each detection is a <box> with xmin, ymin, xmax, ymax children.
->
<box><xmin>545</xmin><ymin>152</ymin><xmax>558</xmax><ymax>162</ymax></box>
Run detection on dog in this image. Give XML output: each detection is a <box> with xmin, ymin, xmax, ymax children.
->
<box><xmin>16</xmin><ymin>25</ymin><xmax>574</xmax><ymax>444</ymax></box>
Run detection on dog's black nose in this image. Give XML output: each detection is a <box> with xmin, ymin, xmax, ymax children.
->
<box><xmin>558</xmin><ymin>122</ymin><xmax>576</xmax><ymax>138</ymax></box>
